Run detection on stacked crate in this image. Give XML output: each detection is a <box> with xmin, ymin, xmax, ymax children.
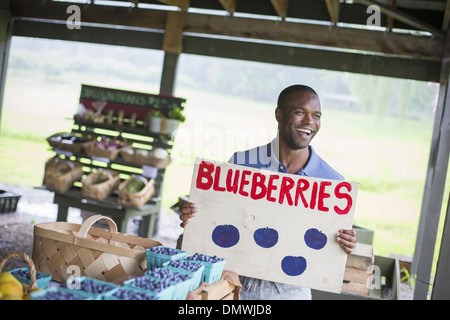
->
<box><xmin>342</xmin><ymin>243</ymin><xmax>374</xmax><ymax>296</ymax></box>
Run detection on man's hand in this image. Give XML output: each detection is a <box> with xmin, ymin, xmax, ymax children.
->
<box><xmin>180</xmin><ymin>201</ymin><xmax>198</xmax><ymax>228</ymax></box>
<box><xmin>336</xmin><ymin>229</ymin><xmax>357</xmax><ymax>254</ymax></box>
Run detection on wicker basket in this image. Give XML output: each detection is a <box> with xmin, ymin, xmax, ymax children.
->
<box><xmin>83</xmin><ymin>140</ymin><xmax>132</xmax><ymax>161</ymax></box>
<box><xmin>118</xmin><ymin>176</ymin><xmax>155</xmax><ymax>209</ymax></box>
<box><xmin>120</xmin><ymin>148</ymin><xmax>172</xmax><ymax>168</ymax></box>
<box><xmin>0</xmin><ymin>251</ymin><xmax>38</xmax><ymax>295</ymax></box>
<box><xmin>81</xmin><ymin>169</ymin><xmax>121</xmax><ymax>201</ymax></box>
<box><xmin>43</xmin><ymin>157</ymin><xmax>84</xmax><ymax>193</ymax></box>
<box><xmin>32</xmin><ymin>215</ymin><xmax>162</xmax><ymax>283</ymax></box>
<box><xmin>46</xmin><ymin>132</ymin><xmax>91</xmax><ymax>154</ymax></box>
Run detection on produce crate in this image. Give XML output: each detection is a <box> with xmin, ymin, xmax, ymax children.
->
<box><xmin>146</xmin><ymin>246</ymin><xmax>187</xmax><ymax>269</ymax></box>
<box><xmin>145</xmin><ymin>268</ymin><xmax>193</xmax><ymax>300</ymax></box>
<box><xmin>188</xmin><ymin>279</ymin><xmax>237</xmax><ymax>300</ymax></box>
<box><xmin>311</xmin><ymin>255</ymin><xmax>401</xmax><ymax>300</ymax></box>
<box><xmin>0</xmin><ymin>190</ymin><xmax>21</xmax><ymax>213</ymax></box>
<box><xmin>9</xmin><ymin>267</ymin><xmax>52</xmax><ymax>289</ymax></box>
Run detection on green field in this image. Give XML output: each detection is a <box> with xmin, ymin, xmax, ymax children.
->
<box><xmin>1</xmin><ymin>38</ymin><xmax>449</xmax><ymax>289</ymax></box>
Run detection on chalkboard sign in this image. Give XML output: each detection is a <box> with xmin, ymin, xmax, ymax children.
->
<box><xmin>79</xmin><ymin>84</ymin><xmax>186</xmax><ymax>120</ymax></box>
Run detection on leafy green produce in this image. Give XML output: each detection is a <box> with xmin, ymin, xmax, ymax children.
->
<box><xmin>123</xmin><ymin>178</ymin><xmax>146</xmax><ymax>193</ymax></box>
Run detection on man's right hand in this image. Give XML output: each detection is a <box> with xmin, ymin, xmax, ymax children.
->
<box><xmin>180</xmin><ymin>201</ymin><xmax>198</xmax><ymax>228</ymax></box>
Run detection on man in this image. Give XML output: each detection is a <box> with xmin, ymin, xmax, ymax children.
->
<box><xmin>180</xmin><ymin>84</ymin><xmax>357</xmax><ymax>299</ymax></box>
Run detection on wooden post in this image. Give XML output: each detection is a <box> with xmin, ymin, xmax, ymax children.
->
<box><xmin>411</xmin><ymin>28</ymin><xmax>450</xmax><ymax>300</ymax></box>
<box><xmin>160</xmin><ymin>11</ymin><xmax>184</xmax><ymax>96</ymax></box>
<box><xmin>0</xmin><ymin>1</ymin><xmax>11</xmax><ymax>133</ymax></box>
<box><xmin>431</xmin><ymin>193</ymin><xmax>450</xmax><ymax>299</ymax></box>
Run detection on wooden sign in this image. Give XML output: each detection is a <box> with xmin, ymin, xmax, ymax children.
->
<box><xmin>181</xmin><ymin>158</ymin><xmax>358</xmax><ymax>293</ymax></box>
<box><xmin>79</xmin><ymin>84</ymin><xmax>186</xmax><ymax>120</ymax></box>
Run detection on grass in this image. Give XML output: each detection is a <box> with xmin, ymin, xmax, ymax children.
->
<box><xmin>1</xmin><ymin>67</ymin><xmax>448</xmax><ymax>286</ymax></box>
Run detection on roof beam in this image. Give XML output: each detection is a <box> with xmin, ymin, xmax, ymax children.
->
<box><xmin>218</xmin><ymin>0</ymin><xmax>236</xmax><ymax>15</ymax></box>
<box><xmin>157</xmin><ymin>0</ymin><xmax>190</xmax><ymax>11</ymax></box>
<box><xmin>10</xmin><ymin>0</ymin><xmax>444</xmax><ymax>61</ymax></box>
<box><xmin>354</xmin><ymin>0</ymin><xmax>445</xmax><ymax>36</ymax></box>
<box><xmin>162</xmin><ymin>10</ymin><xmax>185</xmax><ymax>53</ymax></box>
<box><xmin>442</xmin><ymin>0</ymin><xmax>450</xmax><ymax>31</ymax></box>
<box><xmin>270</xmin><ymin>0</ymin><xmax>289</xmax><ymax>20</ymax></box>
<box><xmin>325</xmin><ymin>0</ymin><xmax>340</xmax><ymax>25</ymax></box>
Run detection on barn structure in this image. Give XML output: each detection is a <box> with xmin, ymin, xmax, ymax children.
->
<box><xmin>0</xmin><ymin>0</ymin><xmax>448</xmax><ymax>300</ymax></box>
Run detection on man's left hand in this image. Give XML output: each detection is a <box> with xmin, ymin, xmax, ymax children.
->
<box><xmin>336</xmin><ymin>229</ymin><xmax>357</xmax><ymax>255</ymax></box>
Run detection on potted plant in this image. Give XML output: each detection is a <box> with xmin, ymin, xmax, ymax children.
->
<box><xmin>146</xmin><ymin>110</ymin><xmax>165</xmax><ymax>132</ymax></box>
<box><xmin>165</xmin><ymin>108</ymin><xmax>186</xmax><ymax>135</ymax></box>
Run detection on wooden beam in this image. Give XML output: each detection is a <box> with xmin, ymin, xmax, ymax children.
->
<box><xmin>387</xmin><ymin>0</ymin><xmax>395</xmax><ymax>30</ymax></box>
<box><xmin>325</xmin><ymin>0</ymin><xmax>340</xmax><ymax>25</ymax></box>
<box><xmin>162</xmin><ymin>10</ymin><xmax>185</xmax><ymax>53</ymax></box>
<box><xmin>218</xmin><ymin>0</ymin><xmax>236</xmax><ymax>15</ymax></box>
<box><xmin>355</xmin><ymin>0</ymin><xmax>445</xmax><ymax>36</ymax></box>
<box><xmin>10</xmin><ymin>0</ymin><xmax>445</xmax><ymax>61</ymax></box>
<box><xmin>183</xmin><ymin>12</ymin><xmax>444</xmax><ymax>61</ymax></box>
<box><xmin>411</xmin><ymin>26</ymin><xmax>450</xmax><ymax>300</ymax></box>
<box><xmin>442</xmin><ymin>0</ymin><xmax>450</xmax><ymax>31</ymax></box>
<box><xmin>270</xmin><ymin>0</ymin><xmax>289</xmax><ymax>19</ymax></box>
<box><xmin>157</xmin><ymin>0</ymin><xmax>190</xmax><ymax>12</ymax></box>
<box><xmin>431</xmin><ymin>192</ymin><xmax>450</xmax><ymax>299</ymax></box>
<box><xmin>11</xmin><ymin>19</ymin><xmax>441</xmax><ymax>82</ymax></box>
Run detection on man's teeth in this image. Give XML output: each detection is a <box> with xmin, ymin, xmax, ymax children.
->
<box><xmin>296</xmin><ymin>128</ymin><xmax>312</xmax><ymax>135</ymax></box>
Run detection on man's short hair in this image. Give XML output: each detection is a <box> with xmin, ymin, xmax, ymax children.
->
<box><xmin>277</xmin><ymin>85</ymin><xmax>319</xmax><ymax>111</ymax></box>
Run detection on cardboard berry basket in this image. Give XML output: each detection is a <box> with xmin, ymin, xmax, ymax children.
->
<box><xmin>145</xmin><ymin>246</ymin><xmax>187</xmax><ymax>269</ymax></box>
<box><xmin>32</xmin><ymin>215</ymin><xmax>162</xmax><ymax>283</ymax></box>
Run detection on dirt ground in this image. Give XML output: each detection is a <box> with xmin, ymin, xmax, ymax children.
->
<box><xmin>0</xmin><ymin>183</ymin><xmax>414</xmax><ymax>299</ymax></box>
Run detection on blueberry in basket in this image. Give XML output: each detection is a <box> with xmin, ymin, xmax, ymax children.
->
<box><xmin>148</xmin><ymin>246</ymin><xmax>184</xmax><ymax>256</ymax></box>
<box><xmin>11</xmin><ymin>268</ymin><xmax>47</xmax><ymax>280</ymax></box>
<box><xmin>146</xmin><ymin>268</ymin><xmax>192</xmax><ymax>284</ymax></box>
<box><xmin>186</xmin><ymin>253</ymin><xmax>225</xmax><ymax>263</ymax></box>
<box><xmin>130</xmin><ymin>275</ymin><xmax>173</xmax><ymax>292</ymax></box>
<box><xmin>78</xmin><ymin>278</ymin><xmax>116</xmax><ymax>295</ymax></box>
<box><xmin>167</xmin><ymin>259</ymin><xmax>204</xmax><ymax>272</ymax></box>
<box><xmin>111</xmin><ymin>288</ymin><xmax>157</xmax><ymax>300</ymax></box>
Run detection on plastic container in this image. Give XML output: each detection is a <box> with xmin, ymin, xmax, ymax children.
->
<box><xmin>163</xmin><ymin>259</ymin><xmax>205</xmax><ymax>291</ymax></box>
<box><xmin>30</xmin><ymin>286</ymin><xmax>93</xmax><ymax>300</ymax></box>
<box><xmin>103</xmin><ymin>286</ymin><xmax>158</xmax><ymax>300</ymax></box>
<box><xmin>146</xmin><ymin>246</ymin><xmax>187</xmax><ymax>269</ymax></box>
<box><xmin>124</xmin><ymin>275</ymin><xmax>175</xmax><ymax>300</ymax></box>
<box><xmin>66</xmin><ymin>276</ymin><xmax>119</xmax><ymax>300</ymax></box>
<box><xmin>145</xmin><ymin>267</ymin><xmax>193</xmax><ymax>300</ymax></box>
<box><xmin>0</xmin><ymin>190</ymin><xmax>21</xmax><ymax>213</ymax></box>
<box><xmin>9</xmin><ymin>267</ymin><xmax>52</xmax><ymax>289</ymax></box>
<box><xmin>186</xmin><ymin>254</ymin><xmax>227</xmax><ymax>284</ymax></box>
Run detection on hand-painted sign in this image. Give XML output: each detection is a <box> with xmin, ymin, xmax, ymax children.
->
<box><xmin>181</xmin><ymin>158</ymin><xmax>358</xmax><ymax>293</ymax></box>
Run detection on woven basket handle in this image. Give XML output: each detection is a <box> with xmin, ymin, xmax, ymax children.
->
<box><xmin>0</xmin><ymin>251</ymin><xmax>37</xmax><ymax>290</ymax></box>
<box><xmin>78</xmin><ymin>215</ymin><xmax>118</xmax><ymax>239</ymax></box>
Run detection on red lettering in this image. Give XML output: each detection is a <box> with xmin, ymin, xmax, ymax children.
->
<box><xmin>239</xmin><ymin>170</ymin><xmax>252</xmax><ymax>197</ymax></box>
<box><xmin>226</xmin><ymin>169</ymin><xmax>240</xmax><ymax>194</ymax></box>
<box><xmin>213</xmin><ymin>166</ymin><xmax>225</xmax><ymax>192</ymax></box>
<box><xmin>334</xmin><ymin>182</ymin><xmax>353</xmax><ymax>215</ymax></box>
<box><xmin>279</xmin><ymin>176</ymin><xmax>294</xmax><ymax>205</ymax></box>
<box><xmin>267</xmin><ymin>175</ymin><xmax>279</xmax><ymax>202</ymax></box>
<box><xmin>196</xmin><ymin>161</ymin><xmax>214</xmax><ymax>190</ymax></box>
<box><xmin>318</xmin><ymin>181</ymin><xmax>331</xmax><ymax>212</ymax></box>
<box><xmin>310</xmin><ymin>182</ymin><xmax>318</xmax><ymax>209</ymax></box>
<box><xmin>295</xmin><ymin>179</ymin><xmax>309</xmax><ymax>208</ymax></box>
<box><xmin>250</xmin><ymin>173</ymin><xmax>267</xmax><ymax>200</ymax></box>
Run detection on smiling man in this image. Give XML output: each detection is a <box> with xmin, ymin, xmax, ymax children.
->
<box><xmin>181</xmin><ymin>84</ymin><xmax>356</xmax><ymax>300</ymax></box>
